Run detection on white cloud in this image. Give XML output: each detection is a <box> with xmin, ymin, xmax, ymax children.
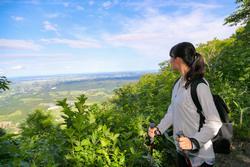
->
<box><xmin>41</xmin><ymin>38</ymin><xmax>101</xmax><ymax>48</ymax></box>
<box><xmin>0</xmin><ymin>39</ymin><xmax>42</xmax><ymax>50</ymax></box>
<box><xmin>11</xmin><ymin>65</ymin><xmax>24</xmax><ymax>70</ymax></box>
<box><xmin>0</xmin><ymin>53</ymin><xmax>72</xmax><ymax>58</ymax></box>
<box><xmin>102</xmin><ymin>1</ymin><xmax>113</xmax><ymax>9</ymax></box>
<box><xmin>45</xmin><ymin>13</ymin><xmax>60</xmax><ymax>19</ymax></box>
<box><xmin>43</xmin><ymin>21</ymin><xmax>59</xmax><ymax>35</ymax></box>
<box><xmin>124</xmin><ymin>0</ymin><xmax>221</xmax><ymax>11</ymax></box>
<box><xmin>65</xmin><ymin>66</ymin><xmax>72</xmax><ymax>69</ymax></box>
<box><xmin>89</xmin><ymin>1</ymin><xmax>94</xmax><ymax>6</ymax></box>
<box><xmin>76</xmin><ymin>5</ymin><xmax>84</xmax><ymax>11</ymax></box>
<box><xmin>104</xmin><ymin>8</ymin><xmax>237</xmax><ymax>58</ymax></box>
<box><xmin>11</xmin><ymin>16</ymin><xmax>24</xmax><ymax>21</ymax></box>
<box><xmin>43</xmin><ymin>21</ymin><xmax>57</xmax><ymax>31</ymax></box>
<box><xmin>170</xmin><ymin>1</ymin><xmax>222</xmax><ymax>10</ymax></box>
<box><xmin>63</xmin><ymin>2</ymin><xmax>69</xmax><ymax>7</ymax></box>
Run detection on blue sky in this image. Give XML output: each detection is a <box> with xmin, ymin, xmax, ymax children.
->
<box><xmin>0</xmin><ymin>0</ymin><xmax>237</xmax><ymax>77</ymax></box>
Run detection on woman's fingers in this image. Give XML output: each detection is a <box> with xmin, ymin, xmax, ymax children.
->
<box><xmin>148</xmin><ymin>127</ymin><xmax>156</xmax><ymax>138</ymax></box>
<box><xmin>178</xmin><ymin>137</ymin><xmax>192</xmax><ymax>150</ymax></box>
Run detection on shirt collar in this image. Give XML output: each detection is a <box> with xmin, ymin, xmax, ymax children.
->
<box><xmin>179</xmin><ymin>76</ymin><xmax>187</xmax><ymax>87</ymax></box>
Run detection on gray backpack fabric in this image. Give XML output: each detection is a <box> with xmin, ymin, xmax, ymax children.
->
<box><xmin>190</xmin><ymin>78</ymin><xmax>233</xmax><ymax>154</ymax></box>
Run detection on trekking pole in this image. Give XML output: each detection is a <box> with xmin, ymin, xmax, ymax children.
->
<box><xmin>149</xmin><ymin>122</ymin><xmax>155</xmax><ymax>156</ymax></box>
<box><xmin>176</xmin><ymin>131</ymin><xmax>192</xmax><ymax>167</ymax></box>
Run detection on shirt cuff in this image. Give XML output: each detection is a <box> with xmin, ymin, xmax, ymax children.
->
<box><xmin>192</xmin><ymin>143</ymin><xmax>197</xmax><ymax>150</ymax></box>
<box><xmin>155</xmin><ymin>127</ymin><xmax>162</xmax><ymax>136</ymax></box>
<box><xmin>190</xmin><ymin>138</ymin><xmax>200</xmax><ymax>152</ymax></box>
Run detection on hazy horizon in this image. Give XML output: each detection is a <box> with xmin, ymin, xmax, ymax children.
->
<box><xmin>7</xmin><ymin>69</ymin><xmax>157</xmax><ymax>79</ymax></box>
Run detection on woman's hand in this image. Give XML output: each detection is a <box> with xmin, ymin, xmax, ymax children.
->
<box><xmin>177</xmin><ymin>137</ymin><xmax>192</xmax><ymax>150</ymax></box>
<box><xmin>148</xmin><ymin>127</ymin><xmax>157</xmax><ymax>138</ymax></box>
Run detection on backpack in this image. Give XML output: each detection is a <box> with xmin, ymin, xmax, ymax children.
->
<box><xmin>191</xmin><ymin>78</ymin><xmax>233</xmax><ymax>154</ymax></box>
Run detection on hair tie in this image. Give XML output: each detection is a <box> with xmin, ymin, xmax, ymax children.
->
<box><xmin>195</xmin><ymin>52</ymin><xmax>200</xmax><ymax>59</ymax></box>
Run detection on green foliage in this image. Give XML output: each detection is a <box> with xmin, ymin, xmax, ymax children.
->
<box><xmin>0</xmin><ymin>128</ymin><xmax>6</xmax><ymax>136</ymax></box>
<box><xmin>112</xmin><ymin>66</ymin><xmax>178</xmax><ymax>121</ymax></box>
<box><xmin>20</xmin><ymin>110</ymin><xmax>56</xmax><ymax>136</ymax></box>
<box><xmin>0</xmin><ymin>110</ymin><xmax>67</xmax><ymax>166</ymax></box>
<box><xmin>17</xmin><ymin>110</ymin><xmax>67</xmax><ymax>166</ymax></box>
<box><xmin>225</xmin><ymin>0</ymin><xmax>250</xmax><ymax>26</ymax></box>
<box><xmin>0</xmin><ymin>76</ymin><xmax>10</xmax><ymax>92</ymax></box>
<box><xmin>0</xmin><ymin>133</ymin><xmax>20</xmax><ymax>165</ymax></box>
<box><xmin>109</xmin><ymin>67</ymin><xmax>178</xmax><ymax>166</ymax></box>
<box><xmin>56</xmin><ymin>95</ymin><xmax>125</xmax><ymax>167</ymax></box>
<box><xmin>152</xmin><ymin>135</ymin><xmax>176</xmax><ymax>166</ymax></box>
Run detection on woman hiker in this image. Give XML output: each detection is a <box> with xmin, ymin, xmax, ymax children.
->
<box><xmin>148</xmin><ymin>42</ymin><xmax>222</xmax><ymax>167</ymax></box>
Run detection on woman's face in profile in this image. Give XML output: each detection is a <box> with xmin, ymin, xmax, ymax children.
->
<box><xmin>170</xmin><ymin>57</ymin><xmax>179</xmax><ymax>71</ymax></box>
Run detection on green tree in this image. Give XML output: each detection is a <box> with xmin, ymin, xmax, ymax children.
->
<box><xmin>225</xmin><ymin>0</ymin><xmax>250</xmax><ymax>25</ymax></box>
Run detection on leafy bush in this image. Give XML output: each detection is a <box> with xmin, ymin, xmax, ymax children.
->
<box><xmin>17</xmin><ymin>110</ymin><xmax>67</xmax><ymax>166</ymax></box>
<box><xmin>56</xmin><ymin>95</ymin><xmax>126</xmax><ymax>167</ymax></box>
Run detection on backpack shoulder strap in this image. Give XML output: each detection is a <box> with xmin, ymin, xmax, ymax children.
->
<box><xmin>190</xmin><ymin>78</ymin><xmax>207</xmax><ymax>132</ymax></box>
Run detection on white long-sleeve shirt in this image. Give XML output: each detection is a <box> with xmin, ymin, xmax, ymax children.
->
<box><xmin>157</xmin><ymin>77</ymin><xmax>222</xmax><ymax>166</ymax></box>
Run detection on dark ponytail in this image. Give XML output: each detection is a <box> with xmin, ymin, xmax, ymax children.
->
<box><xmin>169</xmin><ymin>42</ymin><xmax>205</xmax><ymax>89</ymax></box>
<box><xmin>185</xmin><ymin>52</ymin><xmax>205</xmax><ymax>88</ymax></box>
